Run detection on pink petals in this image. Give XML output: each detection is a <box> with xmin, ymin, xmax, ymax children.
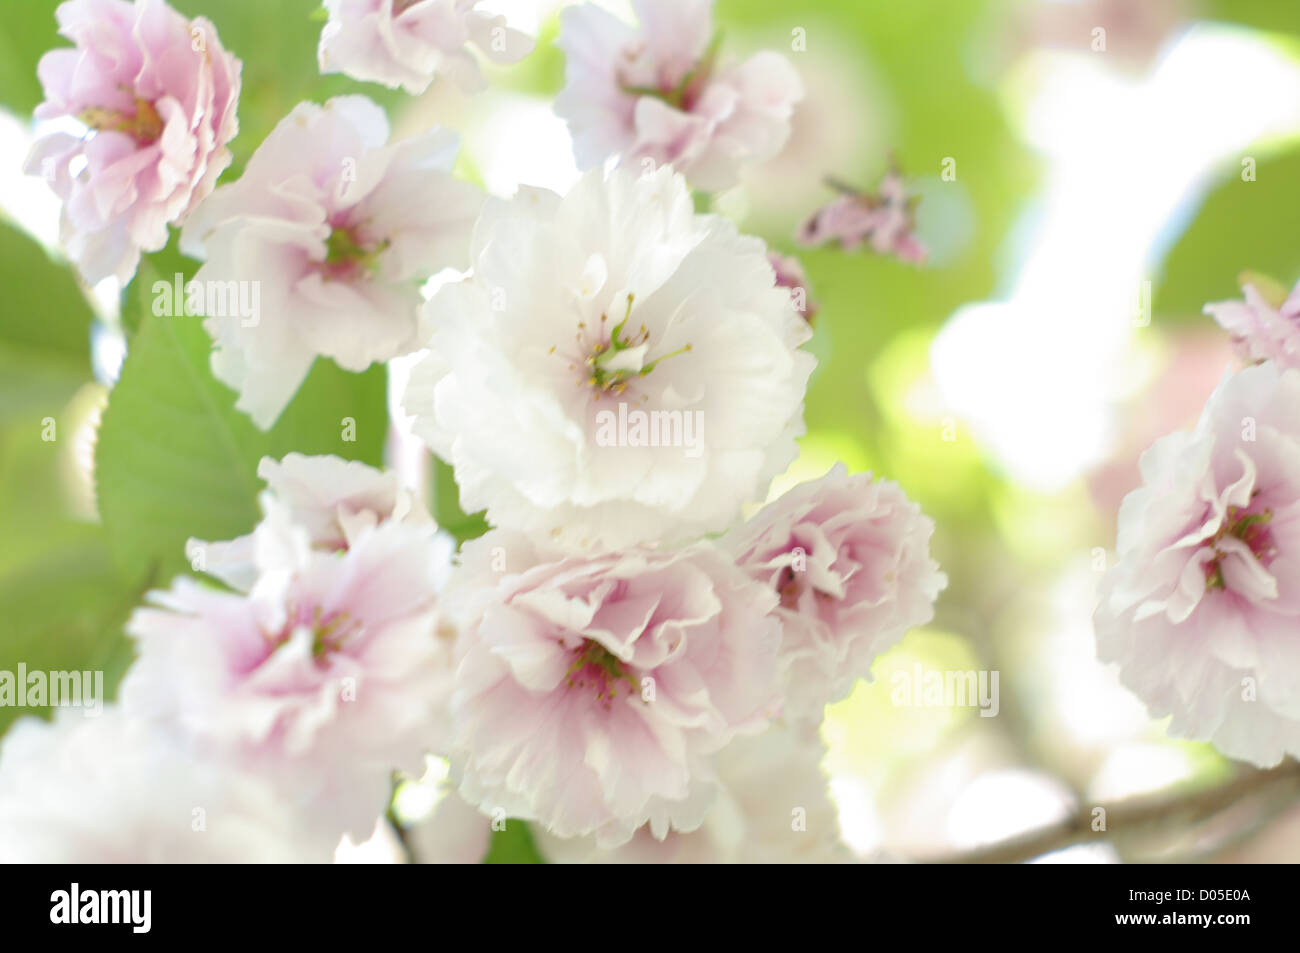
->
<box><xmin>726</xmin><ymin>465</ymin><xmax>947</xmax><ymax>718</ymax></box>
<box><xmin>1204</xmin><ymin>273</ymin><xmax>1300</xmax><ymax>372</ymax></box>
<box><xmin>555</xmin><ymin>0</ymin><xmax>802</xmax><ymax>191</ymax></box>
<box><xmin>444</xmin><ymin>530</ymin><xmax>783</xmax><ymax>845</ymax></box>
<box><xmin>799</xmin><ymin>168</ymin><xmax>928</xmax><ymax>265</ymax></box>
<box><xmin>26</xmin><ymin>0</ymin><xmax>241</xmax><ymax>284</ymax></box>
<box><xmin>1095</xmin><ymin>364</ymin><xmax>1300</xmax><ymax>766</ymax></box>
<box><xmin>317</xmin><ymin>0</ymin><xmax>533</xmax><ymax>95</ymax></box>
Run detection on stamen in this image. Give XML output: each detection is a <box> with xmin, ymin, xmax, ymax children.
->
<box><xmin>79</xmin><ymin>98</ymin><xmax>164</xmax><ymax>145</ymax></box>
<box><xmin>565</xmin><ymin>639</ymin><xmax>640</xmax><ymax>705</ymax></box>
<box><xmin>323</xmin><ymin>227</ymin><xmax>389</xmax><ymax>280</ymax></box>
<box><xmin>569</xmin><ymin>292</ymin><xmax>692</xmax><ymax>398</ymax></box>
<box><xmin>1204</xmin><ymin>505</ymin><xmax>1277</xmax><ymax>590</ymax></box>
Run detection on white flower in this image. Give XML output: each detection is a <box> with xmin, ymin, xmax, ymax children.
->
<box><xmin>181</xmin><ymin>95</ymin><xmax>484</xmax><ymax>428</ymax></box>
<box><xmin>555</xmin><ymin>0</ymin><xmax>803</xmax><ymax>191</ymax></box>
<box><xmin>122</xmin><ymin>497</ymin><xmax>455</xmax><ymax>842</ymax></box>
<box><xmin>539</xmin><ymin>721</ymin><xmax>849</xmax><ymax>863</ymax></box>
<box><xmin>0</xmin><ymin>708</ymin><xmax>323</xmax><ymax>862</ymax></box>
<box><xmin>402</xmin><ymin>165</ymin><xmax>814</xmax><ymax>549</ymax></box>
<box><xmin>194</xmin><ymin>453</ymin><xmax>447</xmax><ymax>593</ymax></box>
<box><xmin>318</xmin><ymin>0</ymin><xmax>534</xmax><ymax>95</ymax></box>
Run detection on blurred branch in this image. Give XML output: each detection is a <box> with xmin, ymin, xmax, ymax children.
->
<box><xmin>822</xmin><ymin>175</ymin><xmax>863</xmax><ymax>196</ymax></box>
<box><xmin>936</xmin><ymin>759</ymin><xmax>1300</xmax><ymax>864</ymax></box>
<box><xmin>386</xmin><ymin>773</ymin><xmax>418</xmax><ymax>865</ymax></box>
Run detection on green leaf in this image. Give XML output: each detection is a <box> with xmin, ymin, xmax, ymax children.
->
<box><xmin>481</xmin><ymin>820</ymin><xmax>546</xmax><ymax>864</ymax></box>
<box><xmin>431</xmin><ymin>457</ymin><xmax>489</xmax><ymax>544</ymax></box>
<box><xmin>0</xmin><ymin>536</ymin><xmax>146</xmax><ymax>736</ymax></box>
<box><xmin>1202</xmin><ymin>0</ymin><xmax>1300</xmax><ymax>37</ymax></box>
<box><xmin>95</xmin><ymin>307</ymin><xmax>388</xmax><ymax>586</ymax></box>
<box><xmin>1154</xmin><ymin>147</ymin><xmax>1300</xmax><ymax>319</ymax></box>
<box><xmin>0</xmin><ymin>222</ymin><xmax>95</xmax><ymax>425</ymax></box>
<box><xmin>123</xmin><ymin>239</ymin><xmax>200</xmax><ymax>337</ymax></box>
<box><xmin>0</xmin><ymin>395</ymin><xmax>148</xmax><ymax>739</ymax></box>
<box><xmin>0</xmin><ymin>0</ymin><xmax>60</xmax><ymax>116</ymax></box>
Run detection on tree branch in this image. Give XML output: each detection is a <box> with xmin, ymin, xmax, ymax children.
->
<box><xmin>934</xmin><ymin>759</ymin><xmax>1300</xmax><ymax>864</ymax></box>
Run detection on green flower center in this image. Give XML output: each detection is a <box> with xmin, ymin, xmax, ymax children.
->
<box><xmin>619</xmin><ymin>33</ymin><xmax>723</xmax><ymax>112</ymax></box>
<box><xmin>565</xmin><ymin>293</ymin><xmax>691</xmax><ymax>399</ymax></box>
<box><xmin>565</xmin><ymin>639</ymin><xmax>639</xmax><ymax>703</ymax></box>
<box><xmin>270</xmin><ymin>605</ymin><xmax>360</xmax><ymax>664</ymax></box>
<box><xmin>1205</xmin><ymin>503</ymin><xmax>1276</xmax><ymax>590</ymax></box>
<box><xmin>323</xmin><ymin>226</ymin><xmax>388</xmax><ymax>280</ymax></box>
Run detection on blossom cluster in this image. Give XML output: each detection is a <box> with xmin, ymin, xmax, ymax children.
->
<box><xmin>1</xmin><ymin>0</ymin><xmax>949</xmax><ymax>862</ymax></box>
<box><xmin>1095</xmin><ymin>274</ymin><xmax>1300</xmax><ymax>767</ymax></box>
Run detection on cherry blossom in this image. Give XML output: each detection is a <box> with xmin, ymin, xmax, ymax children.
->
<box><xmin>442</xmin><ymin>529</ymin><xmax>783</xmax><ymax>846</ymax></box>
<box><xmin>798</xmin><ymin>169</ymin><xmax>927</xmax><ymax>264</ymax></box>
<box><xmin>1204</xmin><ymin>274</ymin><xmax>1300</xmax><ymax>372</ymax></box>
<box><xmin>726</xmin><ymin>465</ymin><xmax>947</xmax><ymax>718</ymax></box>
<box><xmin>555</xmin><ymin>0</ymin><xmax>803</xmax><ymax>191</ymax></box>
<box><xmin>402</xmin><ymin>165</ymin><xmax>814</xmax><ymax>549</ymax></box>
<box><xmin>181</xmin><ymin>95</ymin><xmax>483</xmax><ymax>428</ymax></box>
<box><xmin>122</xmin><ymin>496</ymin><xmax>455</xmax><ymax>842</ymax></box>
<box><xmin>25</xmin><ymin>0</ymin><xmax>241</xmax><ymax>284</ymax></box>
<box><xmin>1095</xmin><ymin>363</ymin><xmax>1300</xmax><ymax>766</ymax></box>
<box><xmin>318</xmin><ymin>0</ymin><xmax>533</xmax><ymax>95</ymax></box>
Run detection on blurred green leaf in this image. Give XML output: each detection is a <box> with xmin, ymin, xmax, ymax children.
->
<box><xmin>0</xmin><ymin>0</ymin><xmax>60</xmax><ymax>116</ymax></box>
<box><xmin>1154</xmin><ymin>147</ymin><xmax>1300</xmax><ymax>319</ymax></box>
<box><xmin>1202</xmin><ymin>0</ymin><xmax>1300</xmax><ymax>38</ymax></box>
<box><xmin>491</xmin><ymin>14</ymin><xmax>564</xmax><ymax>99</ymax></box>
<box><xmin>0</xmin><ymin>222</ymin><xmax>95</xmax><ymax>424</ymax></box>
<box><xmin>0</xmin><ymin>538</ymin><xmax>145</xmax><ymax>736</ymax></box>
<box><xmin>481</xmin><ymin>820</ymin><xmax>546</xmax><ymax>864</ymax></box>
<box><xmin>95</xmin><ymin>305</ymin><xmax>388</xmax><ymax>586</ymax></box>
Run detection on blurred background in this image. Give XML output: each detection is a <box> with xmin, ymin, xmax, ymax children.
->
<box><xmin>3</xmin><ymin>0</ymin><xmax>1300</xmax><ymax>862</ymax></box>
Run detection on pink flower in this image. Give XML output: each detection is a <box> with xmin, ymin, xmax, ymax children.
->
<box><xmin>769</xmin><ymin>251</ymin><xmax>817</xmax><ymax>324</ymax></box>
<box><xmin>180</xmin><ymin>95</ymin><xmax>484</xmax><ymax>428</ymax></box>
<box><xmin>443</xmin><ymin>529</ymin><xmax>783</xmax><ymax>846</ymax></box>
<box><xmin>25</xmin><ymin>0</ymin><xmax>241</xmax><ymax>284</ymax></box>
<box><xmin>1095</xmin><ymin>363</ymin><xmax>1300</xmax><ymax>766</ymax></box>
<box><xmin>1204</xmin><ymin>275</ymin><xmax>1300</xmax><ymax>372</ymax></box>
<box><xmin>555</xmin><ymin>0</ymin><xmax>803</xmax><ymax>192</ymax></box>
<box><xmin>725</xmin><ymin>465</ymin><xmax>947</xmax><ymax>719</ymax></box>
<box><xmin>798</xmin><ymin>169</ymin><xmax>928</xmax><ymax>264</ymax></box>
<box><xmin>194</xmin><ymin>453</ymin><xmax>444</xmax><ymax>592</ymax></box>
<box><xmin>122</xmin><ymin>500</ymin><xmax>455</xmax><ymax>843</ymax></box>
<box><xmin>318</xmin><ymin>0</ymin><xmax>534</xmax><ymax>95</ymax></box>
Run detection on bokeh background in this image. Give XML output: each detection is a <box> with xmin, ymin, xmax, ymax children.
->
<box><xmin>2</xmin><ymin>0</ymin><xmax>1300</xmax><ymax>862</ymax></box>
